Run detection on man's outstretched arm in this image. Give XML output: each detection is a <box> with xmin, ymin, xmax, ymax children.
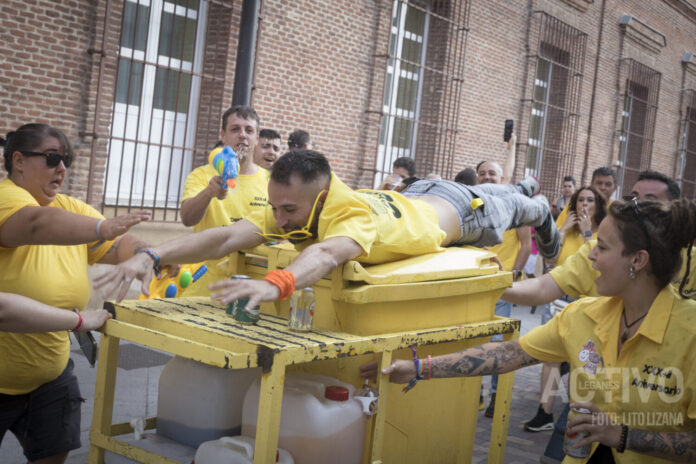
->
<box><xmin>94</xmin><ymin>219</ymin><xmax>265</xmax><ymax>301</ymax></box>
<box><xmin>209</xmin><ymin>236</ymin><xmax>364</xmax><ymax>309</ymax></box>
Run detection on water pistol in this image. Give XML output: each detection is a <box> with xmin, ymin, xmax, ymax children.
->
<box><xmin>209</xmin><ymin>145</ymin><xmax>239</xmax><ymax>191</ymax></box>
<box><xmin>137</xmin><ymin>263</ymin><xmax>208</xmax><ymax>299</ymax></box>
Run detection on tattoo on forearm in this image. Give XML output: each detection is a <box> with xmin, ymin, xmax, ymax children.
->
<box><xmin>433</xmin><ymin>341</ymin><xmax>539</xmax><ymax>378</ymax></box>
<box><xmin>628</xmin><ymin>429</ymin><xmax>696</xmax><ymax>462</ymax></box>
<box><xmin>104</xmin><ymin>237</ymin><xmax>122</xmax><ymax>256</ymax></box>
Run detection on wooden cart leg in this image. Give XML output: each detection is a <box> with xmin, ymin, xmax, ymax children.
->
<box><xmin>369</xmin><ymin>350</ymin><xmax>392</xmax><ymax>464</ymax></box>
<box><xmin>253</xmin><ymin>360</ymin><xmax>287</xmax><ymax>464</ymax></box>
<box><xmin>487</xmin><ymin>328</ymin><xmax>519</xmax><ymax>464</ymax></box>
<box><xmin>88</xmin><ymin>333</ymin><xmax>121</xmax><ymax>464</ymax></box>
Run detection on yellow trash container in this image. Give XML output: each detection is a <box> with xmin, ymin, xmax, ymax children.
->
<box><xmin>225</xmin><ymin>244</ymin><xmax>512</xmax><ymax>464</ymax></box>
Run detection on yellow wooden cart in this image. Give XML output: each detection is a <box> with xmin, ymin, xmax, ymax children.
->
<box><xmin>89</xmin><ymin>246</ymin><xmax>517</xmax><ymax>464</ymax></box>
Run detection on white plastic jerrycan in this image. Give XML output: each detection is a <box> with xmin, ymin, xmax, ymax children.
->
<box><xmin>157</xmin><ymin>356</ymin><xmax>261</xmax><ymax>448</ymax></box>
<box><xmin>242</xmin><ymin>373</ymin><xmax>366</xmax><ymax>464</ymax></box>
<box><xmin>194</xmin><ymin>435</ymin><xmax>293</xmax><ymax>464</ymax></box>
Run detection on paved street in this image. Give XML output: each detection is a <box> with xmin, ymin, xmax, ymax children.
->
<box><xmin>1</xmin><ymin>303</ymin><xmax>565</xmax><ymax>464</ymax></box>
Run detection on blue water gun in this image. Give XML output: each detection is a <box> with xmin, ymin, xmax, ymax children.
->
<box><xmin>209</xmin><ymin>145</ymin><xmax>239</xmax><ymax>190</ymax></box>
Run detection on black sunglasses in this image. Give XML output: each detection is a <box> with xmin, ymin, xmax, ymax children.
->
<box><xmin>21</xmin><ymin>151</ymin><xmax>72</xmax><ymax>168</ymax></box>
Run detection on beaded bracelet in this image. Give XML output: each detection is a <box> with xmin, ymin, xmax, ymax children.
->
<box><xmin>402</xmin><ymin>345</ymin><xmax>424</xmax><ymax>393</ymax></box>
<box><xmin>617</xmin><ymin>424</ymin><xmax>628</xmax><ymax>453</ymax></box>
<box><xmin>137</xmin><ymin>248</ymin><xmax>161</xmax><ymax>275</ymax></box>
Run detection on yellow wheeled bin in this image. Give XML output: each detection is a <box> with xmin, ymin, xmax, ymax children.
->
<box><xmin>222</xmin><ymin>244</ymin><xmax>514</xmax><ymax>464</ymax></box>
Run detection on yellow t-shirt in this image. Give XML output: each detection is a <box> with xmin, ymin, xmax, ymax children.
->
<box><xmin>556</xmin><ymin>203</ymin><xmax>569</xmax><ymax>229</ymax></box>
<box><xmin>0</xmin><ymin>179</ymin><xmax>115</xmax><ymax>394</ymax></box>
<box><xmin>180</xmin><ymin>165</ymin><xmax>269</xmax><ymax>296</ymax></box>
<box><xmin>520</xmin><ymin>286</ymin><xmax>696</xmax><ymax>464</ymax></box>
<box><xmin>247</xmin><ymin>173</ymin><xmax>446</xmax><ymax>264</ymax></box>
<box><xmin>556</xmin><ymin>229</ymin><xmax>596</xmax><ymax>267</ymax></box>
<box><xmin>489</xmin><ymin>229</ymin><xmax>521</xmax><ymax>271</ymax></box>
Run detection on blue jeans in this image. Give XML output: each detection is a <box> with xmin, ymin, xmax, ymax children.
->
<box><xmin>488</xmin><ymin>299</ymin><xmax>512</xmax><ymax>394</ymax></box>
<box><xmin>544</xmin><ymin>402</ymin><xmax>569</xmax><ymax>460</ymax></box>
<box><xmin>403</xmin><ymin>180</ymin><xmax>549</xmax><ymax>247</ymax></box>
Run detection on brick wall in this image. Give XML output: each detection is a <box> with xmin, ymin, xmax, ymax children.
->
<box><xmin>0</xmin><ymin>0</ymin><xmax>96</xmax><ymax>194</ymax></box>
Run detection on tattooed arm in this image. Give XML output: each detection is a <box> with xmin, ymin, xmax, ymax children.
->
<box><xmin>625</xmin><ymin>429</ymin><xmax>696</xmax><ymax>462</ymax></box>
<box><xmin>359</xmin><ymin>340</ymin><xmax>540</xmax><ymax>382</ymax></box>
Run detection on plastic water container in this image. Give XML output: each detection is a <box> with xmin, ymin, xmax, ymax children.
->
<box><xmin>195</xmin><ymin>435</ymin><xmax>294</xmax><ymax>464</ymax></box>
<box><xmin>157</xmin><ymin>356</ymin><xmax>260</xmax><ymax>448</ymax></box>
<box><xmin>104</xmin><ymin>432</ymin><xmax>195</xmax><ymax>464</ymax></box>
<box><xmin>242</xmin><ymin>373</ymin><xmax>366</xmax><ymax>464</ymax></box>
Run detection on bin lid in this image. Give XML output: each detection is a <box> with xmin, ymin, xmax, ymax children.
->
<box><xmin>341</xmin><ymin>246</ymin><xmax>500</xmax><ymax>284</ymax></box>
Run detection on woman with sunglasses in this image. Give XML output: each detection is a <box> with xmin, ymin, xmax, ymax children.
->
<box><xmin>362</xmin><ymin>198</ymin><xmax>696</xmax><ymax>463</ymax></box>
<box><xmin>0</xmin><ymin>123</ymin><xmax>151</xmax><ymax>464</ymax></box>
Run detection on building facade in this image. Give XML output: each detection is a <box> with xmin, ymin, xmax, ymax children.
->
<box><xmin>1</xmin><ymin>0</ymin><xmax>695</xmax><ymax>225</ymax></box>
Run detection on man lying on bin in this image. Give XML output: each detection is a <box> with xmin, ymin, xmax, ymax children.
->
<box><xmin>95</xmin><ymin>150</ymin><xmax>560</xmax><ymax>310</ymax></box>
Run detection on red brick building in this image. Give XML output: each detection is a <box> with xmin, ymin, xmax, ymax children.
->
<box><xmin>2</xmin><ymin>0</ymin><xmax>695</xmax><ymax>224</ymax></box>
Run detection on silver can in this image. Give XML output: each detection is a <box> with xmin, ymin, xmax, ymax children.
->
<box><xmin>563</xmin><ymin>407</ymin><xmax>592</xmax><ymax>458</ymax></box>
<box><xmin>226</xmin><ymin>275</ymin><xmax>260</xmax><ymax>325</ymax></box>
<box><xmin>288</xmin><ymin>287</ymin><xmax>315</xmax><ymax>331</ymax></box>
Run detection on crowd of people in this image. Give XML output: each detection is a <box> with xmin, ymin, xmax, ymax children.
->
<box><xmin>1</xmin><ymin>106</ymin><xmax>695</xmax><ymax>464</ymax></box>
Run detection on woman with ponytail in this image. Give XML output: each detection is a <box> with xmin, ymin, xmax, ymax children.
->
<box><xmin>363</xmin><ymin>198</ymin><xmax>696</xmax><ymax>463</ymax></box>
<box><xmin>0</xmin><ymin>124</ymin><xmax>151</xmax><ymax>463</ymax></box>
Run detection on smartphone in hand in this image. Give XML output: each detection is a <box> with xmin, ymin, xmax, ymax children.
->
<box><xmin>504</xmin><ymin>119</ymin><xmax>514</xmax><ymax>142</ymax></box>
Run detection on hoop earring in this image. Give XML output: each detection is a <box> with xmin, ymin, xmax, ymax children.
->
<box><xmin>629</xmin><ymin>265</ymin><xmax>637</xmax><ymax>280</ymax></box>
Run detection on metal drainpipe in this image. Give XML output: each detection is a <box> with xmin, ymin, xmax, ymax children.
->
<box><xmin>232</xmin><ymin>0</ymin><xmax>260</xmax><ymax>106</ymax></box>
<box><xmin>580</xmin><ymin>0</ymin><xmax>607</xmax><ymax>186</ymax></box>
<box><xmin>85</xmin><ymin>0</ymin><xmax>112</xmax><ymax>206</ymax></box>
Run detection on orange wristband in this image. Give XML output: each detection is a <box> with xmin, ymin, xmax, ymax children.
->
<box><xmin>263</xmin><ymin>270</ymin><xmax>296</xmax><ymax>300</ymax></box>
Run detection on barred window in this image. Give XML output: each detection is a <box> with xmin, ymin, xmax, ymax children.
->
<box><xmin>521</xmin><ymin>12</ymin><xmax>586</xmax><ymax>196</ymax></box>
<box><xmin>616</xmin><ymin>59</ymin><xmax>661</xmax><ymax>197</ymax></box>
<box><xmin>678</xmin><ymin>90</ymin><xmax>696</xmax><ymax>198</ymax></box>
<box><xmin>98</xmin><ymin>0</ymin><xmax>233</xmax><ymax>221</ymax></box>
<box><xmin>374</xmin><ymin>0</ymin><xmax>470</xmax><ymax>186</ymax></box>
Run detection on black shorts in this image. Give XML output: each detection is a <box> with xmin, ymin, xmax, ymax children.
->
<box><xmin>0</xmin><ymin>359</ymin><xmax>84</xmax><ymax>461</ymax></box>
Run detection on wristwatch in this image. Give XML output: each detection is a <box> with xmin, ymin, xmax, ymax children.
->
<box><xmin>583</xmin><ymin>230</ymin><xmax>593</xmax><ymax>238</ymax></box>
<box><xmin>512</xmin><ymin>269</ymin><xmax>523</xmax><ymax>281</ymax></box>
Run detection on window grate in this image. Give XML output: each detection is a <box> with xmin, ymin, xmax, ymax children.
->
<box><xmin>373</xmin><ymin>0</ymin><xmax>470</xmax><ymax>186</ymax></box>
<box><xmin>616</xmin><ymin>58</ymin><xmax>661</xmax><ymax>197</ymax></box>
<box><xmin>95</xmin><ymin>0</ymin><xmax>235</xmax><ymax>222</ymax></box>
<box><xmin>678</xmin><ymin>89</ymin><xmax>696</xmax><ymax>198</ymax></box>
<box><xmin>520</xmin><ymin>11</ymin><xmax>587</xmax><ymax>197</ymax></box>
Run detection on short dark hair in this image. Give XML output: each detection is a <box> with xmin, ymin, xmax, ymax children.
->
<box><xmin>221</xmin><ymin>105</ymin><xmax>259</xmax><ymax>132</ymax></box>
<box><xmin>393</xmin><ymin>156</ymin><xmax>416</xmax><ymax>177</ymax></box>
<box><xmin>591</xmin><ymin>167</ymin><xmax>616</xmax><ymax>183</ymax></box>
<box><xmin>454</xmin><ymin>168</ymin><xmax>477</xmax><ymax>186</ymax></box>
<box><xmin>2</xmin><ymin>123</ymin><xmax>73</xmax><ymax>175</ymax></box>
<box><xmin>270</xmin><ymin>149</ymin><xmax>331</xmax><ymax>185</ymax></box>
<box><xmin>259</xmin><ymin>128</ymin><xmax>281</xmax><ymax>140</ymax></box>
<box><xmin>563</xmin><ymin>176</ymin><xmax>576</xmax><ymax>185</ymax></box>
<box><xmin>637</xmin><ymin>170</ymin><xmax>681</xmax><ymax>200</ymax></box>
<box><xmin>287</xmin><ymin>130</ymin><xmax>311</xmax><ymax>149</ymax></box>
